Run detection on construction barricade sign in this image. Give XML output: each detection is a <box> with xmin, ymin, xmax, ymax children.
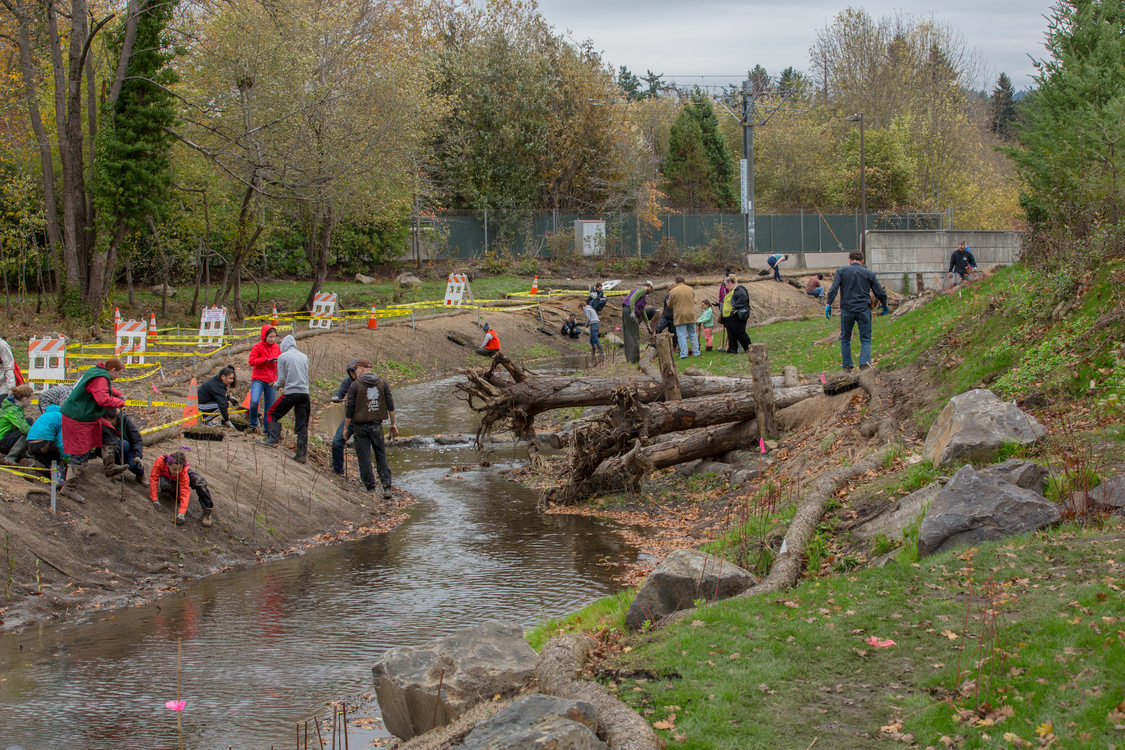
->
<box><xmin>444</xmin><ymin>273</ymin><xmax>471</xmax><ymax>306</ymax></box>
<box><xmin>115</xmin><ymin>320</ymin><xmax>148</xmax><ymax>364</ymax></box>
<box><xmin>310</xmin><ymin>292</ymin><xmax>337</xmax><ymax>329</ymax></box>
<box><xmin>27</xmin><ymin>336</ymin><xmax>67</xmax><ymax>390</ymax></box>
<box><xmin>198</xmin><ymin>306</ymin><xmax>227</xmax><ymax>347</ymax></box>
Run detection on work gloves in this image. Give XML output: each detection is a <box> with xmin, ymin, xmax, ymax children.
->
<box><xmin>880</xmin><ymin>303</ymin><xmax>890</xmax><ymax>316</ymax></box>
<box><xmin>824</xmin><ymin>304</ymin><xmax>832</xmax><ymax>319</ymax></box>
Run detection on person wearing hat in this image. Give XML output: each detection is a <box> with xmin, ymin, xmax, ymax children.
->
<box><xmin>60</xmin><ymin>357</ymin><xmax>130</xmax><ymax>500</ymax></box>
<box><xmin>329</xmin><ymin>359</ymin><xmax>360</xmax><ymax>475</ymax></box>
<box><xmin>343</xmin><ymin>359</ymin><xmax>397</xmax><ymax>498</ymax></box>
<box><xmin>806</xmin><ymin>273</ymin><xmax>826</xmax><ymax>298</ymax></box>
<box><xmin>621</xmin><ymin>280</ymin><xmax>654</xmax><ymax>364</ymax></box>
<box><xmin>476</xmin><ymin>321</ymin><xmax>501</xmax><ymax>356</ymax></box>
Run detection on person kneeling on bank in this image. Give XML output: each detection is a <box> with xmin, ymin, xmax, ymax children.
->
<box><xmin>101</xmin><ymin>412</ymin><xmax>145</xmax><ymax>484</ymax></box>
<box><xmin>198</xmin><ymin>365</ymin><xmax>239</xmax><ymax>427</ymax></box>
<box><xmin>150</xmin><ymin>450</ymin><xmax>214</xmax><ymax>527</ymax></box>
<box><xmin>344</xmin><ymin>359</ymin><xmax>398</xmax><ymax>499</ymax></box>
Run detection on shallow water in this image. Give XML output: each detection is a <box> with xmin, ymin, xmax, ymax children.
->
<box><xmin>0</xmin><ymin>360</ymin><xmax>638</xmax><ymax>749</ymax></box>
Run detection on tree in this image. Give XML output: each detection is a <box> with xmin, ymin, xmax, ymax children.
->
<box><xmin>1008</xmin><ymin>0</ymin><xmax>1125</xmax><ymax>230</ymax></box>
<box><xmin>777</xmin><ymin>66</ymin><xmax>808</xmax><ymax>96</ymax></box>
<box><xmin>748</xmin><ymin>64</ymin><xmax>770</xmax><ymax>94</ymax></box>
<box><xmin>988</xmin><ymin>73</ymin><xmax>1017</xmax><ymax>138</ymax></box>
<box><xmin>2</xmin><ymin>0</ymin><xmax>179</xmax><ymax>318</ymax></box>
<box><xmin>663</xmin><ymin>90</ymin><xmax>736</xmax><ymax>210</ymax></box>
<box><xmin>642</xmin><ymin>70</ymin><xmax>666</xmax><ymax>99</ymax></box>
<box><xmin>834</xmin><ymin>122</ymin><xmax>916</xmax><ymax>210</ymax></box>
<box><xmin>618</xmin><ymin>66</ymin><xmax>643</xmax><ymax>100</ymax></box>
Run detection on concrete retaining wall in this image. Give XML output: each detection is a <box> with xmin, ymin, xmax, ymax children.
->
<box><xmin>865</xmin><ymin>230</ymin><xmax>1023</xmax><ymax>293</ymax></box>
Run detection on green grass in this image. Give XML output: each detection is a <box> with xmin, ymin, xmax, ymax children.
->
<box><xmin>526</xmin><ymin>589</ymin><xmax>635</xmax><ymax>650</ymax></box>
<box><xmin>607</xmin><ymin>521</ymin><xmax>1125</xmax><ymax>749</ymax></box>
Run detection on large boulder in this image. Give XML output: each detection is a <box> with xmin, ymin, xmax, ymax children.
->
<box><xmin>372</xmin><ymin>620</ymin><xmax>537</xmax><ymax>740</ymax></box>
<box><xmin>978</xmin><ymin>459</ymin><xmax>1049</xmax><ymax>494</ymax></box>
<box><xmin>150</xmin><ymin>283</ymin><xmax>176</xmax><ymax>298</ymax></box>
<box><xmin>1089</xmin><ymin>475</ymin><xmax>1125</xmax><ymax>513</ymax></box>
<box><xmin>395</xmin><ymin>272</ymin><xmax>424</xmax><ymax>289</ymax></box>
<box><xmin>853</xmin><ymin>481</ymin><xmax>943</xmax><ymax>544</ymax></box>
<box><xmin>625</xmin><ymin>549</ymin><xmax>757</xmax><ymax>630</ymax></box>
<box><xmin>355</xmin><ymin>273</ymin><xmax>377</xmax><ymax>284</ymax></box>
<box><xmin>923</xmin><ymin>390</ymin><xmax>1046</xmax><ymax>467</ymax></box>
<box><xmin>458</xmin><ymin>694</ymin><xmax>606</xmax><ymax>750</ymax></box>
<box><xmin>917</xmin><ymin>465</ymin><xmax>1060</xmax><ymax>558</ymax></box>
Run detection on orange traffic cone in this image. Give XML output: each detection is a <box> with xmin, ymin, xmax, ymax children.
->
<box><xmin>148</xmin><ymin>314</ymin><xmax>157</xmax><ymax>345</ymax></box>
<box><xmin>530</xmin><ymin>276</ymin><xmax>539</xmax><ymax>295</ymax></box>
<box><xmin>271</xmin><ymin>305</ymin><xmax>279</xmax><ymax>326</ymax></box>
<box><xmin>183</xmin><ymin>377</ymin><xmax>200</xmax><ymax>426</ymax></box>
<box><xmin>367</xmin><ymin>304</ymin><xmax>378</xmax><ymax>330</ymax></box>
<box><xmin>241</xmin><ymin>390</ymin><xmax>251</xmax><ymax>409</ymax></box>
<box><xmin>114</xmin><ymin>307</ymin><xmax>122</xmax><ymax>333</ymax></box>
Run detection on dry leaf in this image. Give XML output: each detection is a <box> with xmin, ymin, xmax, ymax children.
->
<box><xmin>941</xmin><ymin>629</ymin><xmax>959</xmax><ymax>640</ymax></box>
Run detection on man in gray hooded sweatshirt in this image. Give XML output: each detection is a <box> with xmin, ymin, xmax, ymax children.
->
<box><xmin>259</xmin><ymin>334</ymin><xmax>311</xmax><ymax>462</ymax></box>
<box><xmin>343</xmin><ymin>359</ymin><xmax>397</xmax><ymax>497</ymax></box>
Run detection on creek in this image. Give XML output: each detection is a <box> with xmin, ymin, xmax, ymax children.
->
<box><xmin>0</xmin><ymin>361</ymin><xmax>640</xmax><ymax>749</ymax></box>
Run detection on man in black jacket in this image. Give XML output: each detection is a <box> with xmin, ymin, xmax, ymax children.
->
<box><xmin>344</xmin><ymin>359</ymin><xmax>398</xmax><ymax>498</ymax></box>
<box><xmin>329</xmin><ymin>359</ymin><xmax>359</xmax><ymax>475</ymax></box>
<box><xmin>826</xmin><ymin>251</ymin><xmax>888</xmax><ymax>371</ymax></box>
<box><xmin>948</xmin><ymin>241</ymin><xmax>977</xmax><ymax>285</ymax></box>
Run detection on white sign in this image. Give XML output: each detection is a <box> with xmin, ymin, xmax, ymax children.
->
<box><xmin>198</xmin><ymin>306</ymin><xmax>227</xmax><ymax>347</ymax></box>
<box><xmin>115</xmin><ymin>321</ymin><xmax>148</xmax><ymax>365</ymax></box>
<box><xmin>309</xmin><ymin>292</ymin><xmax>337</xmax><ymax>330</ymax></box>
<box><xmin>444</xmin><ymin>273</ymin><xmax>472</xmax><ymax>306</ymax></box>
<box><xmin>27</xmin><ymin>336</ymin><xmax>67</xmax><ymax>391</ymax></box>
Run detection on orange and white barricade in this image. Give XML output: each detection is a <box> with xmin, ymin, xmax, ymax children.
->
<box><xmin>198</xmin><ymin>306</ymin><xmax>227</xmax><ymax>347</ymax></box>
<box><xmin>444</xmin><ymin>273</ymin><xmax>472</xmax><ymax>306</ymax></box>
<box><xmin>115</xmin><ymin>320</ymin><xmax>148</xmax><ymax>365</ymax></box>
<box><xmin>27</xmin><ymin>336</ymin><xmax>68</xmax><ymax>392</ymax></box>
<box><xmin>309</xmin><ymin>292</ymin><xmax>337</xmax><ymax>330</ymax></box>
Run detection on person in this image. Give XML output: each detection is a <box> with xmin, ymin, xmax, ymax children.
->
<box><xmin>621</xmin><ymin>281</ymin><xmax>654</xmax><ymax>364</ymax></box>
<box><xmin>60</xmin><ymin>358</ymin><xmax>130</xmax><ymax>497</ymax></box>
<box><xmin>586</xmin><ymin>282</ymin><xmax>607</xmax><ymax>312</ymax></box>
<box><xmin>765</xmin><ymin>253</ymin><xmax>788</xmax><ymax>282</ymax></box>
<box><xmin>37</xmin><ymin>384</ymin><xmax>73</xmax><ymax>414</ymax></box>
<box><xmin>560</xmin><ymin>314</ymin><xmax>581</xmax><ymax>339</ymax></box>
<box><xmin>101</xmin><ymin>412</ymin><xmax>145</xmax><ymax>484</ymax></box>
<box><xmin>26</xmin><ymin>402</ymin><xmax>75</xmax><ymax>500</ymax></box>
<box><xmin>259</xmin><ymin>335</ymin><xmax>311</xmax><ymax>463</ymax></box>
<box><xmin>654</xmin><ymin>291</ymin><xmax>677</xmax><ymax>341</ymax></box>
<box><xmin>826</xmin><ymin>250</ymin><xmax>889</xmax><ymax>371</ymax></box>
<box><xmin>344</xmin><ymin>359</ymin><xmax>398</xmax><ymax>498</ymax></box>
<box><xmin>696</xmin><ymin>300</ymin><xmax>715</xmax><ymax>352</ymax></box>
<box><xmin>248</xmin><ymin>325</ymin><xmax>280</xmax><ymax>432</ymax></box>
<box><xmin>725</xmin><ymin>277</ymin><xmax>752</xmax><ymax>353</ymax></box>
<box><xmin>197</xmin><ymin>366</ymin><xmax>239</xmax><ymax>427</ymax></box>
<box><xmin>150</xmin><ymin>450</ymin><xmax>214</xmax><ymax>527</ymax></box>
<box><xmin>584</xmin><ymin>298</ymin><xmax>604</xmax><ymax>358</ymax></box>
<box><xmin>948</xmin><ymin>241</ymin><xmax>977</xmax><ymax>285</ymax></box>
<box><xmin>330</xmin><ymin>359</ymin><xmax>359</xmax><ymax>476</ymax></box>
<box><xmin>0</xmin><ymin>337</ymin><xmax>17</xmax><ymax>399</ymax></box>
<box><xmin>669</xmin><ymin>276</ymin><xmax>700</xmax><ymax>359</ymax></box>
<box><xmin>476</xmin><ymin>321</ymin><xmax>501</xmax><ymax>357</ymax></box>
<box><xmin>806</xmin><ymin>273</ymin><xmax>826</xmax><ymax>298</ymax></box>
<box><xmin>0</xmin><ymin>384</ymin><xmax>34</xmax><ymax>465</ymax></box>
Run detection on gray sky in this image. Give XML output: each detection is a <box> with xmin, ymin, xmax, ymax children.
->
<box><xmin>535</xmin><ymin>1</ymin><xmax>1056</xmax><ymax>92</ymax></box>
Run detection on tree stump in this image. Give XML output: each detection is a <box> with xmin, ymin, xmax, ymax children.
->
<box><xmin>748</xmin><ymin>344</ymin><xmax>778</xmax><ymax>439</ymax></box>
<box><xmin>654</xmin><ymin>333</ymin><xmax>681</xmax><ymax>401</ymax></box>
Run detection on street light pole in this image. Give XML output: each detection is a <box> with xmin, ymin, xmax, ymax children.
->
<box><xmin>844</xmin><ymin>112</ymin><xmax>866</xmax><ymax>251</ymax></box>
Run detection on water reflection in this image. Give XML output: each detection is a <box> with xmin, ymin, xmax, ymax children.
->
<box><xmin>0</xmin><ymin>361</ymin><xmax>635</xmax><ymax>749</ymax></box>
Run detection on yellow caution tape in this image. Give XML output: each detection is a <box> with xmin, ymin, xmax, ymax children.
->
<box><xmin>139</xmin><ymin>413</ymin><xmax>200</xmax><ymax>435</ymax></box>
<box><xmin>0</xmin><ymin>464</ymin><xmax>53</xmax><ymax>484</ymax></box>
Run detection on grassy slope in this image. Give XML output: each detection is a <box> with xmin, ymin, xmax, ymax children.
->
<box><xmin>527</xmin><ymin>260</ymin><xmax>1125</xmax><ymax>748</ymax></box>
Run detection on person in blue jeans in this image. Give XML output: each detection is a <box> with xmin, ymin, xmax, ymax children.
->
<box><xmin>765</xmin><ymin>253</ymin><xmax>788</xmax><ymax>281</ymax></box>
<box><xmin>247</xmin><ymin>325</ymin><xmax>280</xmax><ymax>431</ymax></box>
<box><xmin>330</xmin><ymin>359</ymin><xmax>359</xmax><ymax>475</ymax></box>
<box><xmin>825</xmin><ymin>251</ymin><xmax>888</xmax><ymax>371</ymax></box>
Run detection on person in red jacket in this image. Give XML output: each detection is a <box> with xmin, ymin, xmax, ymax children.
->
<box><xmin>149</xmin><ymin>451</ymin><xmax>214</xmax><ymax>526</ymax></box>
<box><xmin>247</xmin><ymin>325</ymin><xmax>280</xmax><ymax>432</ymax></box>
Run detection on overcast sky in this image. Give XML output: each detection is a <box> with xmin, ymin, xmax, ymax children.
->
<box><xmin>534</xmin><ymin>1</ymin><xmax>1057</xmax><ymax>92</ymax></box>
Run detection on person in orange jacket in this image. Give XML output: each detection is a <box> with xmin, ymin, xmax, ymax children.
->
<box><xmin>149</xmin><ymin>451</ymin><xmax>214</xmax><ymax>527</ymax></box>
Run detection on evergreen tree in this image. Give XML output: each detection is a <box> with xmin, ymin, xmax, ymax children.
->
<box><xmin>778</xmin><ymin>66</ymin><xmax>807</xmax><ymax>96</ymax></box>
<box><xmin>619</xmin><ymin>66</ymin><xmax>643</xmax><ymax>100</ymax></box>
<box><xmin>1008</xmin><ymin>0</ymin><xmax>1125</xmax><ymax>229</ymax></box>
<box><xmin>988</xmin><ymin>72</ymin><xmax>1017</xmax><ymax>138</ymax></box>
<box><xmin>663</xmin><ymin>90</ymin><xmax>736</xmax><ymax>209</ymax></box>
<box><xmin>642</xmin><ymin>70</ymin><xmax>666</xmax><ymax>98</ymax></box>
<box><xmin>748</xmin><ymin>64</ymin><xmax>770</xmax><ymax>94</ymax></box>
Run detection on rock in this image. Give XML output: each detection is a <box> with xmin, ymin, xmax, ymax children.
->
<box><xmin>674</xmin><ymin>459</ymin><xmax>702</xmax><ymax>476</ymax></box>
<box><xmin>692</xmin><ymin>460</ymin><xmax>733</xmax><ymax>477</ymax></box>
<box><xmin>1089</xmin><ymin>475</ymin><xmax>1125</xmax><ymax>512</ymax></box>
<box><xmin>783</xmin><ymin>365</ymin><xmax>800</xmax><ymax>387</ymax></box>
<box><xmin>731</xmin><ymin>467</ymin><xmax>764</xmax><ymax>484</ymax></box>
<box><xmin>625</xmin><ymin>549</ymin><xmax>757</xmax><ymax>630</ymax></box>
<box><xmin>922</xmin><ymin>389</ymin><xmax>1047</xmax><ymax>467</ymax></box>
<box><xmin>459</xmin><ymin>694</ymin><xmax>605</xmax><ymax>750</ymax></box>
<box><xmin>978</xmin><ymin>459</ymin><xmax>1049</xmax><ymax>494</ymax></box>
<box><xmin>395</xmin><ymin>272</ymin><xmax>424</xmax><ymax>289</ymax></box>
<box><xmin>354</xmin><ymin>273</ymin><xmax>377</xmax><ymax>284</ymax></box>
<box><xmin>372</xmin><ymin>620</ymin><xmax>537</xmax><ymax>740</ymax></box>
<box><xmin>917</xmin><ymin>465</ymin><xmax>1060</xmax><ymax>558</ymax></box>
<box><xmin>150</xmin><ymin>284</ymin><xmax>175</xmax><ymax>298</ymax></box>
<box><xmin>721</xmin><ymin>449</ymin><xmax>759</xmax><ymax>466</ymax></box>
<box><xmin>603</xmin><ymin>333</ymin><xmax>624</xmax><ymax>348</ymax></box>
<box><xmin>853</xmin><ymin>481</ymin><xmax>942</xmax><ymax>543</ymax></box>
<box><xmin>435</xmin><ymin>435</ymin><xmax>470</xmax><ymax>446</ymax></box>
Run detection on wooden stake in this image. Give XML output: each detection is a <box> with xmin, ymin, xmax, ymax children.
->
<box><xmin>654</xmin><ymin>333</ymin><xmax>681</xmax><ymax>401</ymax></box>
<box><xmin>747</xmin><ymin>343</ymin><xmax>778</xmax><ymax>440</ymax></box>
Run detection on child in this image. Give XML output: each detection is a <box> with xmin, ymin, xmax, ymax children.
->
<box><xmin>198</xmin><ymin>365</ymin><xmax>239</xmax><ymax>426</ymax></box>
<box><xmin>0</xmin><ymin>384</ymin><xmax>34</xmax><ymax>465</ymax></box>
<box><xmin>560</xmin><ymin>314</ymin><xmax>581</xmax><ymax>339</ymax></box>
<box><xmin>150</xmin><ymin>451</ymin><xmax>214</xmax><ymax>527</ymax></box>
<box><xmin>26</xmin><ymin>402</ymin><xmax>76</xmax><ymax>500</ymax></box>
<box><xmin>697</xmin><ymin>300</ymin><xmax>715</xmax><ymax>352</ymax></box>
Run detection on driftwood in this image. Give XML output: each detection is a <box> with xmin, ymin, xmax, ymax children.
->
<box><xmin>654</xmin><ymin>333</ymin><xmax>681</xmax><ymax>400</ymax></box>
<box><xmin>535</xmin><ymin>634</ymin><xmax>660</xmax><ymax>750</ymax></box>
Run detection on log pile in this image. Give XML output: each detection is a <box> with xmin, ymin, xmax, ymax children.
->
<box><xmin>457</xmin><ymin>351</ymin><xmax>822</xmax><ymax>500</ymax></box>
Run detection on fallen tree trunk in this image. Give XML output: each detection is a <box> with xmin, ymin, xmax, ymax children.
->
<box><xmin>535</xmin><ymin>633</ymin><xmax>660</xmax><ymax>750</ymax></box>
